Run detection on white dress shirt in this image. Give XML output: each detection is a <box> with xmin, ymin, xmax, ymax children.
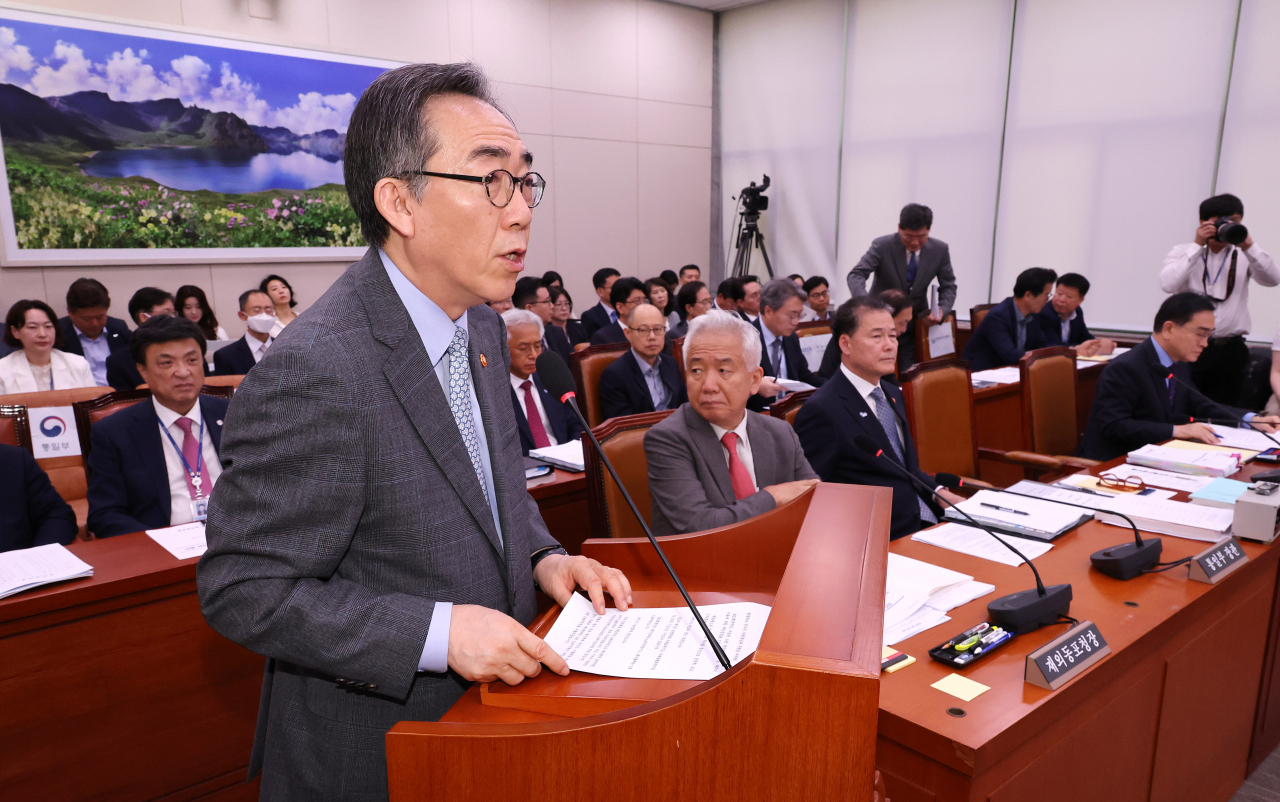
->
<box><xmin>153</xmin><ymin>397</ymin><xmax>223</xmax><ymax>527</ymax></box>
<box><xmin>708</xmin><ymin>414</ymin><xmax>758</xmax><ymax>492</ymax></box>
<box><xmin>246</xmin><ymin>333</ymin><xmax>274</xmax><ymax>363</ymax></box>
<box><xmin>799</xmin><ymin>307</ymin><xmax>829</xmax><ymax>323</ymax></box>
<box><xmin>841</xmin><ymin>364</ymin><xmax>906</xmax><ymax>449</ymax></box>
<box><xmin>1056</xmin><ymin>308</ymin><xmax>1077</xmax><ymax>343</ymax></box>
<box><xmin>74</xmin><ymin>325</ymin><xmax>112</xmax><ymax>386</ymax></box>
<box><xmin>1160</xmin><ymin>242</ymin><xmax>1280</xmax><ymax>337</ymax></box>
<box><xmin>509</xmin><ymin>372</ymin><xmax>558</xmax><ymax>446</ymax></box>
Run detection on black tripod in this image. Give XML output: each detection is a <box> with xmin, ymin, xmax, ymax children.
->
<box><xmin>729</xmin><ymin>207</ymin><xmax>774</xmax><ymax>279</ymax></box>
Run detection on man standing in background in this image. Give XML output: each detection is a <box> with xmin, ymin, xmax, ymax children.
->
<box><xmin>847</xmin><ymin>203</ymin><xmax>957</xmax><ymax>368</ymax></box>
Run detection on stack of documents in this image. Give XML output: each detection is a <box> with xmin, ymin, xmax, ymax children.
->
<box><xmin>1188</xmin><ymin>478</ymin><xmax>1252</xmax><ymax>508</ymax></box>
<box><xmin>776</xmin><ymin>378</ymin><xmax>817</xmax><ymax>392</ymax></box>
<box><xmin>1076</xmin><ymin>347</ymin><xmax>1131</xmax><ymax>363</ymax></box>
<box><xmin>1094</xmin><ymin>495</ymin><xmax>1234</xmax><ymax>542</ymax></box>
<box><xmin>913</xmin><ymin>522</ymin><xmax>1054</xmax><ymax>567</ymax></box>
<box><xmin>0</xmin><ymin>544</ymin><xmax>93</xmax><ymax>600</ymax></box>
<box><xmin>1096</xmin><ymin>464</ymin><xmax>1215</xmax><ymax>493</ymax></box>
<box><xmin>529</xmin><ymin>440</ymin><xmax>585</xmax><ymax>472</ymax></box>
<box><xmin>970</xmin><ymin>367</ymin><xmax>1022</xmax><ymax>386</ymax></box>
<box><xmin>1209</xmin><ymin>424</ymin><xmax>1278</xmax><ymax>452</ymax></box>
<box><xmin>1126</xmin><ymin>443</ymin><xmax>1243</xmax><ymax>477</ymax></box>
<box><xmin>884</xmin><ymin>553</ymin><xmax>995</xmax><ymax>646</ymax></box>
<box><xmin>944</xmin><ymin>489</ymin><xmax>1092</xmax><ymax>541</ymax></box>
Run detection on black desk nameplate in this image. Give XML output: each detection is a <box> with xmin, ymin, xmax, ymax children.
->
<box><xmin>1025</xmin><ymin>620</ymin><xmax>1111</xmax><ymax>691</ymax></box>
<box><xmin>1188</xmin><ymin>537</ymin><xmax>1249</xmax><ymax>585</ymax></box>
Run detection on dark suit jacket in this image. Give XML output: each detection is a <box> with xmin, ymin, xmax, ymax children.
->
<box><xmin>581</xmin><ymin>303</ymin><xmax>615</xmax><ymax>338</ymax></box>
<box><xmin>645</xmin><ymin>404</ymin><xmax>817</xmax><ymax>536</ymax></box>
<box><xmin>749</xmin><ymin>324</ymin><xmax>827</xmax><ymax>411</ymax></box>
<box><xmin>1078</xmin><ymin>337</ymin><xmax>1246</xmax><ymax>461</ymax></box>
<box><xmin>510</xmin><ymin>373</ymin><xmax>584</xmax><ymax>456</ymax></box>
<box><xmin>213</xmin><ymin>336</ymin><xmax>257</xmax><ymax>376</ymax></box>
<box><xmin>87</xmin><ymin>395</ymin><xmax>228</xmax><ymax>538</ymax></box>
<box><xmin>794</xmin><ymin>371</ymin><xmax>938</xmax><ymax>540</ymax></box>
<box><xmin>961</xmin><ymin>297</ymin><xmax>1052</xmax><ymax>372</ymax></box>
<box><xmin>847</xmin><ymin>233</ymin><xmax>958</xmax><ymax>318</ymax></box>
<box><xmin>543</xmin><ymin>325</ymin><xmax>573</xmax><ymax>365</ymax></box>
<box><xmin>589</xmin><ymin>321</ymin><xmax>628</xmax><ymax>346</ymax></box>
<box><xmin>196</xmin><ymin>247</ymin><xmax>559</xmax><ymax>799</ymax></box>
<box><xmin>562</xmin><ymin>319</ymin><xmax>590</xmax><ymax>346</ymax></box>
<box><xmin>1037</xmin><ymin>304</ymin><xmax>1094</xmax><ymax>347</ymax></box>
<box><xmin>599</xmin><ymin>350</ymin><xmax>687</xmax><ymax>421</ymax></box>
<box><xmin>58</xmin><ymin>316</ymin><xmax>132</xmax><ymax>357</ymax></box>
<box><xmin>105</xmin><ymin>347</ymin><xmax>144</xmax><ymax>391</ymax></box>
<box><xmin>0</xmin><ymin>444</ymin><xmax>77</xmax><ymax>553</ymax></box>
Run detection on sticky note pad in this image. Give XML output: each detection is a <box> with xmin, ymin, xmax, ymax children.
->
<box><xmin>931</xmin><ymin>673</ymin><xmax>990</xmax><ymax>702</ymax></box>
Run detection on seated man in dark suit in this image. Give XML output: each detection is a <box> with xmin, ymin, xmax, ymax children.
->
<box><xmin>106</xmin><ymin>287</ymin><xmax>175</xmax><ymax>391</ymax></box>
<box><xmin>748</xmin><ymin>279</ymin><xmax>827</xmax><ymax>411</ymax></box>
<box><xmin>1079</xmin><ymin>292</ymin><xmax>1280</xmax><ymax>461</ymax></box>
<box><xmin>213</xmin><ymin>289</ymin><xmax>276</xmax><ymax>376</ymax></box>
<box><xmin>961</xmin><ymin>267</ymin><xmax>1057</xmax><ymax>371</ymax></box>
<box><xmin>796</xmin><ymin>296</ymin><xmax>964</xmax><ymax>540</ymax></box>
<box><xmin>1037</xmin><ymin>272</ymin><xmax>1116</xmax><ymax>357</ymax></box>
<box><xmin>599</xmin><ymin>302</ymin><xmax>687</xmax><ymax>420</ymax></box>
<box><xmin>589</xmin><ymin>277</ymin><xmax>647</xmax><ymax>346</ymax></box>
<box><xmin>513</xmin><ymin>276</ymin><xmax>570</xmax><ymax>363</ymax></box>
<box><xmin>503</xmin><ymin>309</ymin><xmax>583</xmax><ymax>456</ymax></box>
<box><xmin>58</xmin><ymin>277</ymin><xmax>131</xmax><ymax>387</ymax></box>
<box><xmin>645</xmin><ymin>310</ymin><xmax>818</xmax><ymax>536</ymax></box>
<box><xmin>0</xmin><ymin>444</ymin><xmax>77</xmax><ymax>553</ymax></box>
<box><xmin>88</xmin><ymin>316</ymin><xmax>229</xmax><ymax>537</ymax></box>
<box><xmin>581</xmin><ymin>267</ymin><xmax>621</xmax><ymax>337</ymax></box>
<box><xmin>715</xmin><ymin>276</ymin><xmax>744</xmax><ymax>314</ymax></box>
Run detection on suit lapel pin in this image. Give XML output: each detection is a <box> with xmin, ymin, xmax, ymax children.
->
<box><xmin>216</xmin><ymin>420</ymin><xmax>223</xmax><ymax>426</ymax></box>
<box><xmin>859</xmin><ymin>412</ymin><xmax>867</xmax><ymax>417</ymax></box>
<box><xmin>480</xmin><ymin>354</ymin><xmax>487</xmax><ymax>368</ymax></box>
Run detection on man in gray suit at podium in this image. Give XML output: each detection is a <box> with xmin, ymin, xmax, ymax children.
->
<box><xmin>197</xmin><ymin>64</ymin><xmax>632</xmax><ymax>801</ymax></box>
<box><xmin>847</xmin><ymin>203</ymin><xmax>957</xmax><ymax>368</ymax></box>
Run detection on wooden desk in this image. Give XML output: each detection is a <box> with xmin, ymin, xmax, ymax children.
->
<box><xmin>876</xmin><ymin>456</ymin><xmax>1279</xmax><ymax>802</ymax></box>
<box><xmin>527</xmin><ymin>468</ymin><xmax>588</xmax><ymax>553</ymax></box>
<box><xmin>0</xmin><ymin>533</ymin><xmax>262</xmax><ymax>802</ymax></box>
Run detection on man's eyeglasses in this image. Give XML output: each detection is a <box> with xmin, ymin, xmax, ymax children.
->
<box><xmin>403</xmin><ymin>169</ymin><xmax>546</xmax><ymax>208</ymax></box>
<box><xmin>631</xmin><ymin>326</ymin><xmax>665</xmax><ymax>337</ymax></box>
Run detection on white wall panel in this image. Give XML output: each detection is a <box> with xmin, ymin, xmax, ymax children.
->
<box><xmin>552</xmin><ymin>90</ymin><xmax>639</xmax><ymax>141</ymax></box>
<box><xmin>639</xmin><ymin>143</ymin><xmax>712</xmax><ymax>276</ymax></box>
<box><xmin>471</xmin><ymin>0</ymin><xmax>553</xmax><ymax>86</ymax></box>
<box><xmin>638</xmin><ymin>0</ymin><xmax>713</xmax><ymax>106</ymax></box>
<box><xmin>328</xmin><ymin>0</ymin><xmax>451</xmax><ymax>64</ymax></box>
<box><xmin>638</xmin><ymin>100</ymin><xmax>712</xmax><ymax>148</ymax></box>
<box><xmin>552</xmin><ymin>137</ymin><xmax>639</xmax><ymax>305</ymax></box>
<box><xmin>993</xmin><ymin>0</ymin><xmax>1238</xmax><ymax>331</ymax></box>
<box><xmin>549</xmin><ymin>0</ymin><xmax>637</xmax><ymax>97</ymax></box>
<box><xmin>1219</xmin><ymin>0</ymin><xmax>1280</xmax><ymax>343</ymax></box>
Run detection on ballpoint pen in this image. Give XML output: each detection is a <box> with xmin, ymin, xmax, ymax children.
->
<box><xmin>980</xmin><ymin>502</ymin><xmax>1029</xmax><ymax>516</ymax></box>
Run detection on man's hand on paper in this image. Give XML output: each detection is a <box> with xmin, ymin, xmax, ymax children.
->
<box><xmin>447</xmin><ymin>604</ymin><xmax>569</xmax><ymax>684</ymax></box>
<box><xmin>1097</xmin><ymin>338</ymin><xmax>1117</xmax><ymax>355</ymax></box>
<box><xmin>1251</xmin><ymin>415</ymin><xmax>1280</xmax><ymax>433</ymax></box>
<box><xmin>1174</xmin><ymin>422</ymin><xmax>1221</xmax><ymax>445</ymax></box>
<box><xmin>757</xmin><ymin>377</ymin><xmax>785</xmax><ymax>398</ymax></box>
<box><xmin>765</xmin><ymin>479</ymin><xmax>819</xmax><ymax>506</ymax></box>
<box><xmin>534</xmin><ymin>553</ymin><xmax>633</xmax><ymax>614</ymax></box>
<box><xmin>1074</xmin><ymin>339</ymin><xmax>1103</xmax><ymax>357</ymax></box>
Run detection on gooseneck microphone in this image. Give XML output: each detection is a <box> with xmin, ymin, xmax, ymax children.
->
<box><xmin>935</xmin><ymin>474</ymin><xmax>1161</xmax><ymax>581</ymax></box>
<box><xmin>851</xmin><ymin>434</ymin><xmax>1072</xmax><ymax>633</ymax></box>
<box><xmin>535</xmin><ymin>351</ymin><xmax>731</xmax><ymax>670</ymax></box>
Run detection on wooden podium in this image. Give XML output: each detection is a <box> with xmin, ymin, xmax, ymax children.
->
<box><xmin>385</xmin><ymin>483</ymin><xmax>892</xmax><ymax>801</ymax></box>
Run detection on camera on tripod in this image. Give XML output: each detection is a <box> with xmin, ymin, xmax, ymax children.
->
<box><xmin>1213</xmin><ymin>217</ymin><xmax>1249</xmax><ymax>246</ymax></box>
<box><xmin>729</xmin><ymin>175</ymin><xmax>774</xmax><ymax>278</ymax></box>
<box><xmin>739</xmin><ymin>175</ymin><xmax>770</xmax><ymax>215</ymax></box>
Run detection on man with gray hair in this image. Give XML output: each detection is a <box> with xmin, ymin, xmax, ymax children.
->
<box><xmin>503</xmin><ymin>308</ymin><xmax>583</xmax><ymax>455</ymax></box>
<box><xmin>197</xmin><ymin>63</ymin><xmax>632</xmax><ymax>800</ymax></box>
<box><xmin>748</xmin><ymin>278</ymin><xmax>827</xmax><ymax>411</ymax></box>
<box><xmin>645</xmin><ymin>310</ymin><xmax>818</xmax><ymax>536</ymax></box>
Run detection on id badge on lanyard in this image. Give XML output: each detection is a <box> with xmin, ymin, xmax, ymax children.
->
<box><xmin>161</xmin><ymin>417</ymin><xmax>208</xmax><ymax>521</ymax></box>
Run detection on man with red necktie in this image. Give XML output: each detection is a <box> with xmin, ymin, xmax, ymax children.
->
<box><xmin>644</xmin><ymin>310</ymin><xmax>818</xmax><ymax>536</ymax></box>
<box><xmin>502</xmin><ymin>309</ymin><xmax>583</xmax><ymax>456</ymax></box>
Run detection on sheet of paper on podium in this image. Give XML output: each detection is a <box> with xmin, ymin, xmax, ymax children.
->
<box><xmin>0</xmin><ymin>543</ymin><xmax>93</xmax><ymax>599</ymax></box>
<box><xmin>146</xmin><ymin>522</ymin><xmax>207</xmax><ymax>560</ymax></box>
<box><xmin>542</xmin><ymin>592</ymin><xmax>770</xmax><ymax>680</ymax></box>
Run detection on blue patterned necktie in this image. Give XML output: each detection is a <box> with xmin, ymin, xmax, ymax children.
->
<box><xmin>447</xmin><ymin>325</ymin><xmax>489</xmax><ymax>505</ymax></box>
<box><xmin>907</xmin><ymin>251</ymin><xmax>918</xmax><ymax>287</ymax></box>
<box><xmin>870</xmin><ymin>386</ymin><xmax>936</xmax><ymax>525</ymax></box>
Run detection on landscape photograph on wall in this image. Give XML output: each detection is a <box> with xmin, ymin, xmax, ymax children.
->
<box><xmin>0</xmin><ymin>8</ymin><xmax>395</xmax><ymax>263</ymax></box>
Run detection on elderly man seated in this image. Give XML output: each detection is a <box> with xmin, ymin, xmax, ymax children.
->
<box><xmin>644</xmin><ymin>310</ymin><xmax>818</xmax><ymax>536</ymax></box>
<box><xmin>502</xmin><ymin>308</ymin><xmax>583</xmax><ymax>456</ymax></box>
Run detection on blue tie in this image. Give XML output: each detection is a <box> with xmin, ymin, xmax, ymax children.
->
<box><xmin>871</xmin><ymin>386</ymin><xmax>936</xmax><ymax>525</ymax></box>
<box><xmin>906</xmin><ymin>252</ymin><xmax>918</xmax><ymax>287</ymax></box>
<box><xmin>447</xmin><ymin>325</ymin><xmax>489</xmax><ymax>505</ymax></box>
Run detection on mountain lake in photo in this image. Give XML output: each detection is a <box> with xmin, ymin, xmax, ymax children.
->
<box><xmin>81</xmin><ymin>148</ymin><xmax>345</xmax><ymax>194</ymax></box>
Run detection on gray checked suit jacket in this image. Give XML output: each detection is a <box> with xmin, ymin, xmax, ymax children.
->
<box><xmin>846</xmin><ymin>233</ymin><xmax>957</xmax><ymax>319</ymax></box>
<box><xmin>644</xmin><ymin>403</ymin><xmax>817</xmax><ymax>536</ymax></box>
<box><xmin>197</xmin><ymin>247</ymin><xmax>559</xmax><ymax>801</ymax></box>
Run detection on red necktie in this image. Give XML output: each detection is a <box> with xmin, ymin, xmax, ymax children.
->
<box><xmin>720</xmin><ymin>432</ymin><xmax>755</xmax><ymax>500</ymax></box>
<box><xmin>173</xmin><ymin>417</ymin><xmax>201</xmax><ymax>499</ymax></box>
<box><xmin>521</xmin><ymin>380</ymin><xmax>552</xmax><ymax>449</ymax></box>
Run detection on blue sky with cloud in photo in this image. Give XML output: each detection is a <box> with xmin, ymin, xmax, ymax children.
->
<box><xmin>0</xmin><ymin>15</ymin><xmax>387</xmax><ymax>135</ymax></box>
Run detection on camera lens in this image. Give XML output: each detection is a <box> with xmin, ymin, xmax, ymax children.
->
<box><xmin>1215</xmin><ymin>219</ymin><xmax>1248</xmax><ymax>246</ymax></box>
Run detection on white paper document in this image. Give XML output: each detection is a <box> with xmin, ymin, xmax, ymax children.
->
<box><xmin>0</xmin><ymin>543</ymin><xmax>94</xmax><ymax>600</ymax></box>
<box><xmin>529</xmin><ymin>440</ymin><xmax>585</xmax><ymax>472</ymax></box>
<box><xmin>1094</xmin><ymin>495</ymin><xmax>1234</xmax><ymax>542</ymax></box>
<box><xmin>799</xmin><ymin>332</ymin><xmax>832</xmax><ymax>373</ymax></box>
<box><xmin>1098</xmin><ymin>464</ymin><xmax>1216</xmax><ymax>493</ymax></box>
<box><xmin>912</xmin><ymin>522</ymin><xmax>1054</xmax><ymax>567</ymax></box>
<box><xmin>971</xmin><ymin>367</ymin><xmax>1022</xmax><ymax>385</ymax></box>
<box><xmin>927</xmin><ymin>324</ymin><xmax>955</xmax><ymax>357</ymax></box>
<box><xmin>1126</xmin><ymin>444</ymin><xmax>1242</xmax><ymax>477</ymax></box>
<box><xmin>542</xmin><ymin>593</ymin><xmax>770</xmax><ymax>680</ymax></box>
<box><xmin>775</xmin><ymin>378</ymin><xmax>817</xmax><ymax>392</ymax></box>
<box><xmin>1210</xmin><ymin>424</ymin><xmax>1278</xmax><ymax>452</ymax></box>
<box><xmin>146</xmin><ymin>522</ymin><xmax>208</xmax><ymax>560</ymax></box>
<box><xmin>883</xmin><ymin>553</ymin><xmax>994</xmax><ymax>645</ymax></box>
<box><xmin>946</xmin><ymin>489</ymin><xmax>1089</xmax><ymax>538</ymax></box>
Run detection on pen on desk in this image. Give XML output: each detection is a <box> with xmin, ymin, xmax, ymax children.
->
<box><xmin>980</xmin><ymin>502</ymin><xmax>1029</xmax><ymax>516</ymax></box>
<box><xmin>1053</xmin><ymin>482</ymin><xmax>1111</xmax><ymax>497</ymax></box>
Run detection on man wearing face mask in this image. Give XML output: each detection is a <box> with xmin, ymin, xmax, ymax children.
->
<box><xmin>214</xmin><ymin>290</ymin><xmax>277</xmax><ymax>376</ymax></box>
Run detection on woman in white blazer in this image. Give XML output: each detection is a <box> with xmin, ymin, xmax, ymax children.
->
<box><xmin>1</xmin><ymin>300</ymin><xmax>97</xmax><ymax>394</ymax></box>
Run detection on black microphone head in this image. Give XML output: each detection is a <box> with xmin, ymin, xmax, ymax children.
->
<box><xmin>853</xmin><ymin>434</ymin><xmax>882</xmax><ymax>457</ymax></box>
<box><xmin>535</xmin><ymin>351</ymin><xmax>577</xmax><ymax>402</ymax></box>
<box><xmin>936</xmin><ymin>473</ymin><xmax>963</xmax><ymax>490</ymax></box>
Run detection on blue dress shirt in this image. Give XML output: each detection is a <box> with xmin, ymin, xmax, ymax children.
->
<box><xmin>380</xmin><ymin>249</ymin><xmax>502</xmax><ymax>674</ymax></box>
<box><xmin>632</xmin><ymin>348</ymin><xmax>670</xmax><ymax>410</ymax></box>
<box><xmin>76</xmin><ymin>326</ymin><xmax>112</xmax><ymax>386</ymax></box>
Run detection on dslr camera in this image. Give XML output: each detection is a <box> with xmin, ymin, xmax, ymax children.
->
<box><xmin>1213</xmin><ymin>217</ymin><xmax>1249</xmax><ymax>246</ymax></box>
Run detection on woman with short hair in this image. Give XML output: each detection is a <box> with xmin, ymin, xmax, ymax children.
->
<box><xmin>0</xmin><ymin>300</ymin><xmax>96</xmax><ymax>393</ymax></box>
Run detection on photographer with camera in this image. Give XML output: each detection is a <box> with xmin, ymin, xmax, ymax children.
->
<box><xmin>1160</xmin><ymin>193</ymin><xmax>1279</xmax><ymax>405</ymax></box>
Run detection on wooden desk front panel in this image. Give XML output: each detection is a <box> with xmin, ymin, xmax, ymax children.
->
<box><xmin>527</xmin><ymin>469</ymin><xmax>589</xmax><ymax>553</ymax></box>
<box><xmin>973</xmin><ymin>385</ymin><xmax>1024</xmax><ymax>486</ymax></box>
